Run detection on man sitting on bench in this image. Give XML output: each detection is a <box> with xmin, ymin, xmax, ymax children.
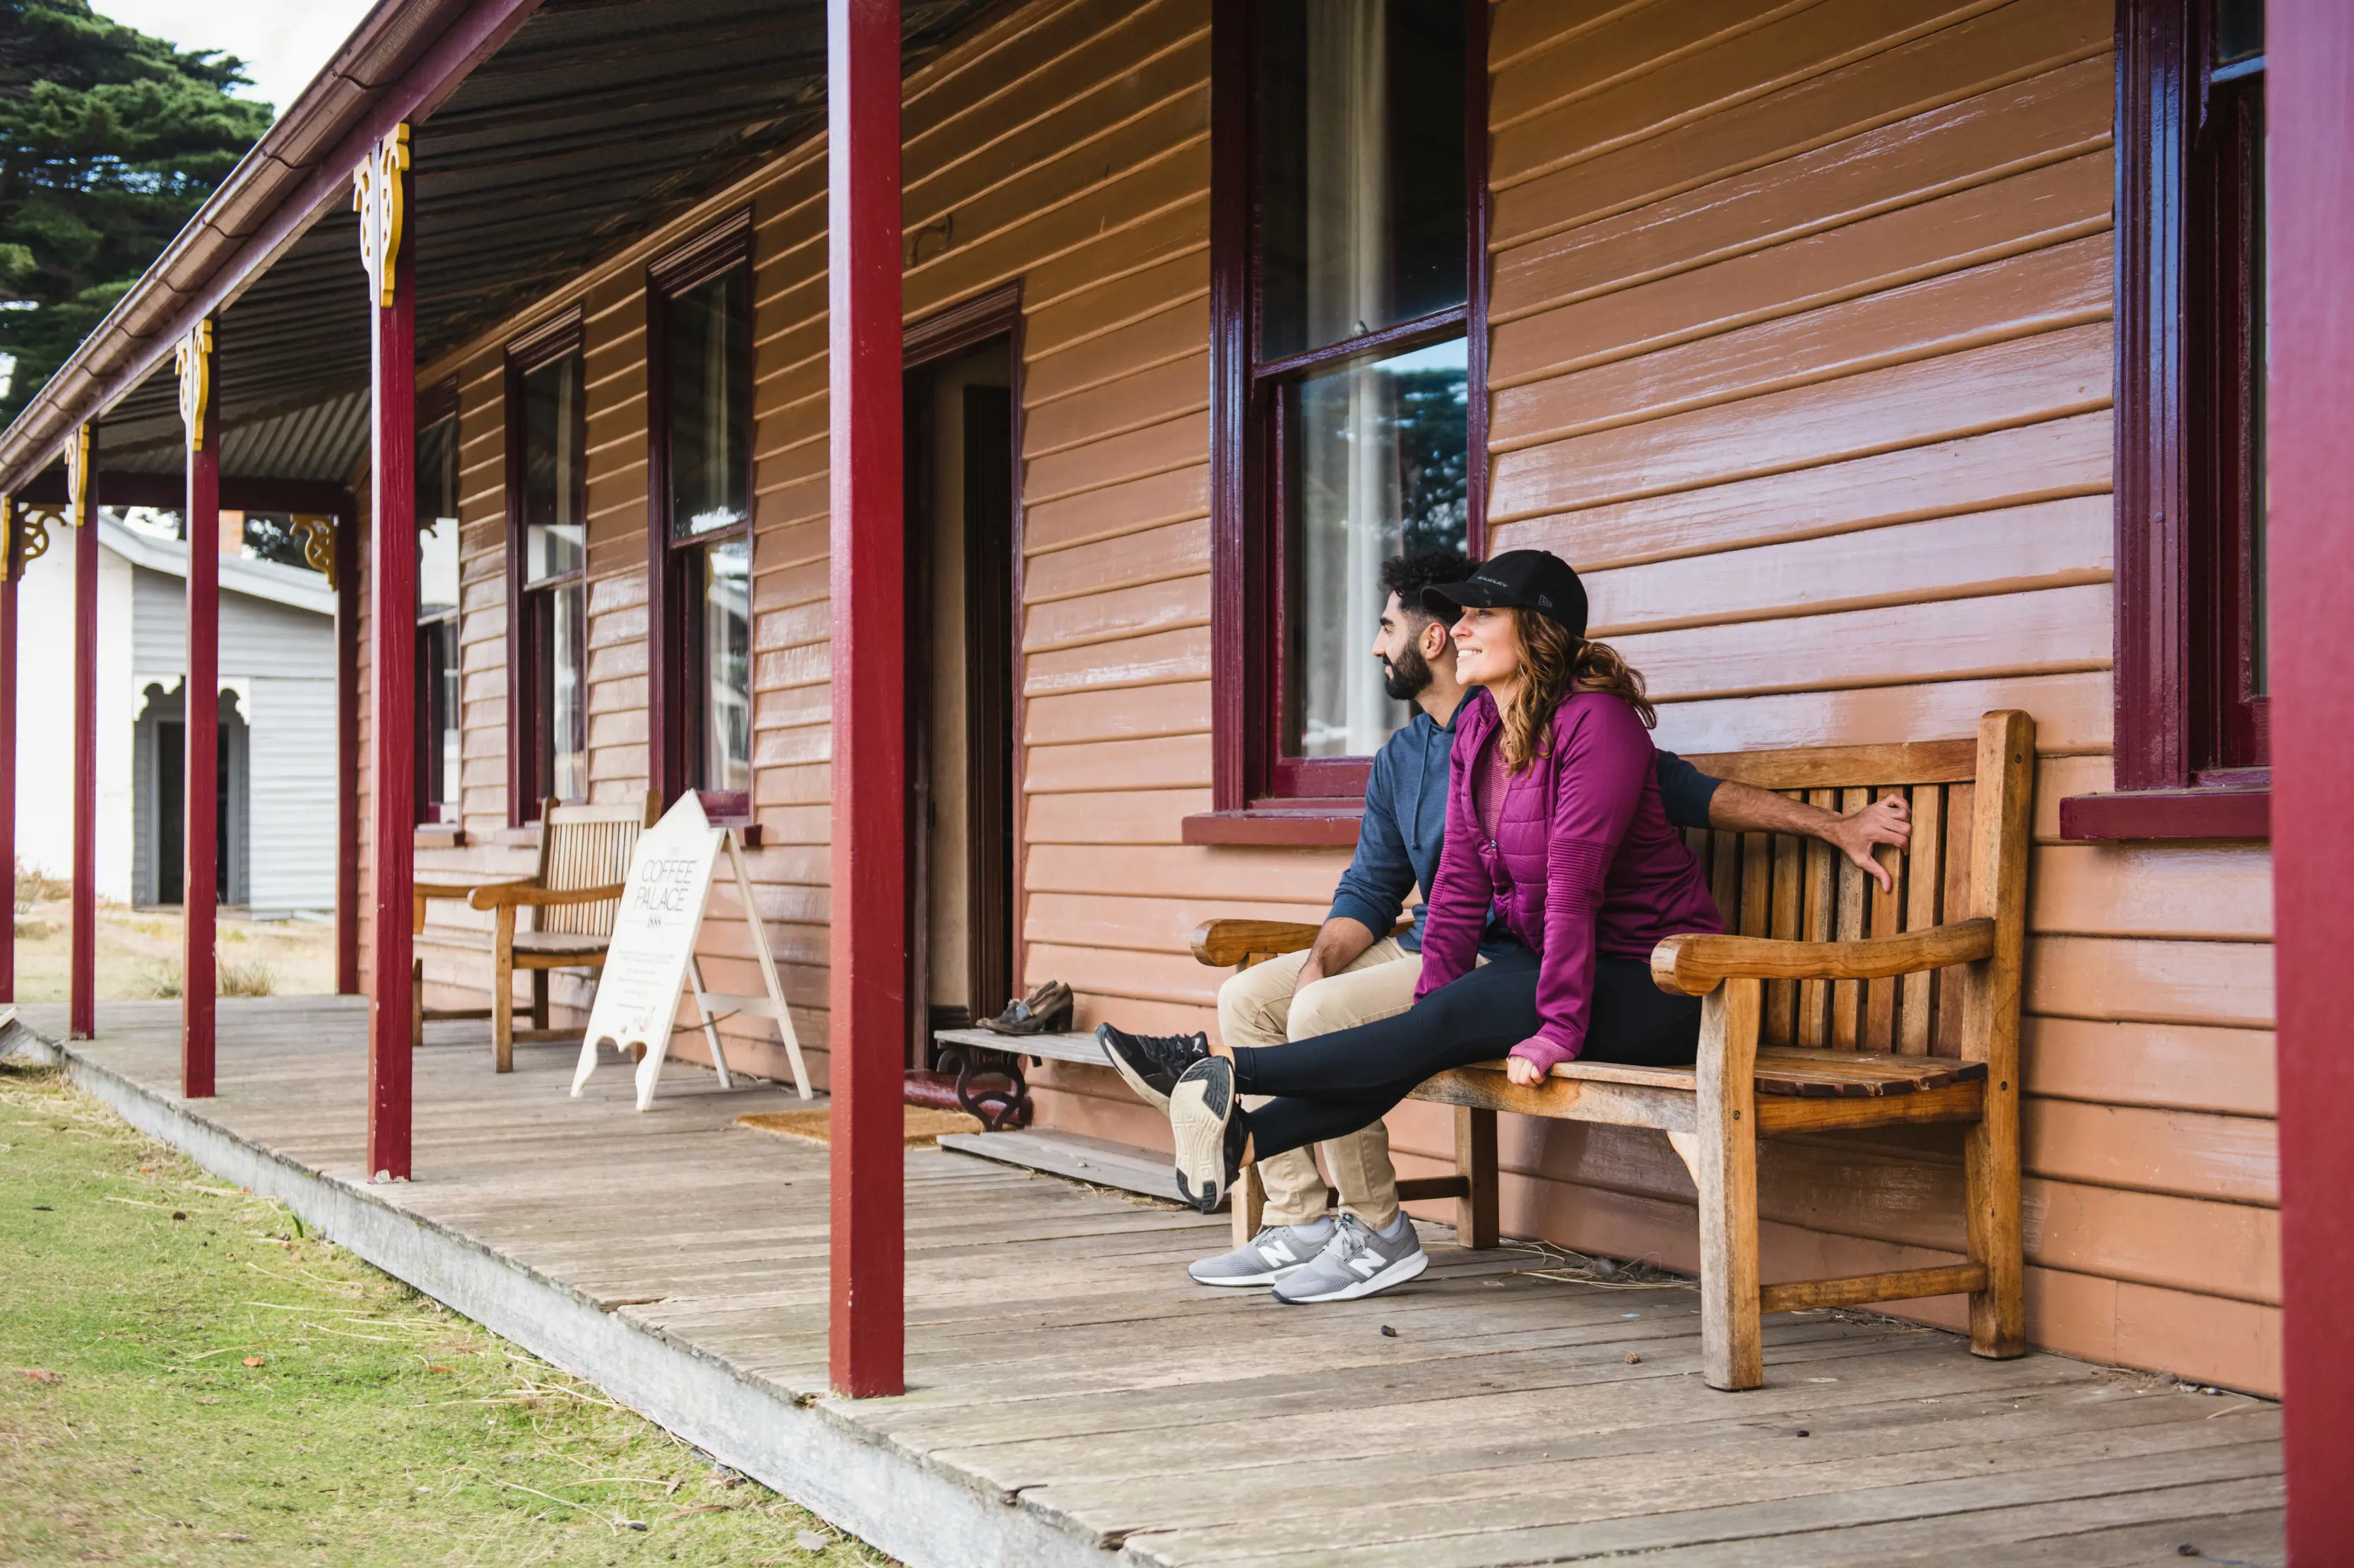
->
<box><xmin>1099</xmin><ymin>548</ymin><xmax>1911</xmax><ymax>1304</ymax></box>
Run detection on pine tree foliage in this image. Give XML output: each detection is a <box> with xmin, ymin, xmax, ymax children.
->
<box><xmin>0</xmin><ymin>1</ymin><xmax>271</xmax><ymax>422</ymax></box>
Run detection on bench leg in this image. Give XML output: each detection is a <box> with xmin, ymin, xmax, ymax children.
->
<box><xmin>1964</xmin><ymin>1064</ymin><xmax>2026</xmax><ymax>1358</ymax></box>
<box><xmin>492</xmin><ymin>909</ymin><xmax>515</xmax><ymax>1074</ymax></box>
<box><xmin>531</xmin><ymin>968</ymin><xmax>549</xmax><ymax>1033</ymax></box>
<box><xmin>1695</xmin><ymin>980</ymin><xmax>1764</xmax><ymax>1391</ymax></box>
<box><xmin>410</xmin><ymin>956</ymin><xmax>425</xmax><ymax>1052</ymax></box>
<box><xmin>1230</xmin><ymin>1160</ymin><xmax>1265</xmax><ymax>1247</ymax></box>
<box><xmin>1455</xmin><ymin>1106</ymin><xmax>1498</xmax><ymax>1249</ymax></box>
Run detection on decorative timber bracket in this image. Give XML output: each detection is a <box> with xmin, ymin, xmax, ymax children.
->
<box><xmin>0</xmin><ymin>497</ymin><xmax>26</xmax><ymax>582</ymax></box>
<box><xmin>353</xmin><ymin>123</ymin><xmax>411</xmax><ymax>308</ymax></box>
<box><xmin>288</xmin><ymin>515</ymin><xmax>338</xmax><ymax>587</ymax></box>
<box><xmin>13</xmin><ymin>504</ymin><xmax>61</xmax><ymax>576</ymax></box>
<box><xmin>63</xmin><ymin>423</ymin><xmax>90</xmax><ymax>525</ymax></box>
<box><xmin>176</xmin><ymin>319</ymin><xmax>213</xmax><ymax>452</ymax></box>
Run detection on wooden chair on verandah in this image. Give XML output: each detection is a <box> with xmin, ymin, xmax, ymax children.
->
<box><xmin>412</xmin><ymin>791</ymin><xmax>661</xmax><ymax>1071</ymax></box>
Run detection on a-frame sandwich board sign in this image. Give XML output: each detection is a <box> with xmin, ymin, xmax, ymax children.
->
<box><xmin>575</xmin><ymin>791</ymin><xmax>810</xmax><ymax>1110</ymax></box>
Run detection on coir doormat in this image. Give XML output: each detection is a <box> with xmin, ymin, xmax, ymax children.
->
<box><xmin>734</xmin><ymin>1107</ymin><xmax>983</xmax><ymax>1147</ymax></box>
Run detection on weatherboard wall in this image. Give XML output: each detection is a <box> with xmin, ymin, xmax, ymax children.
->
<box><xmin>346</xmin><ymin>0</ymin><xmax>2278</xmax><ymax>1395</ymax></box>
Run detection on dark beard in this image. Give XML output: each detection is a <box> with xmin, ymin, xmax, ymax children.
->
<box><xmin>1380</xmin><ymin>643</ymin><xmax>1433</xmax><ymax>701</ymax></box>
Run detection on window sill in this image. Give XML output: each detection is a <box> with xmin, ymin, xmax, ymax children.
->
<box><xmin>1182</xmin><ymin>807</ymin><xmax>1362</xmax><ymax>848</ymax></box>
<box><xmin>2057</xmin><ymin>788</ymin><xmax>2270</xmax><ymax>841</ymax></box>
<box><xmin>414</xmin><ymin>825</ymin><xmax>468</xmax><ymax>850</ymax></box>
<box><xmin>709</xmin><ymin>818</ymin><xmax>763</xmax><ymax>848</ymax></box>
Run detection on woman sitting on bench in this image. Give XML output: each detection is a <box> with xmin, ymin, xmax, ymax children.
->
<box><xmin>1145</xmin><ymin>549</ymin><xmax>1725</xmax><ymax>1215</ymax></box>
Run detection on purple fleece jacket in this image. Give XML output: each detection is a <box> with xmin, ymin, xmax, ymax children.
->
<box><xmin>1412</xmin><ymin>687</ymin><xmax>1723</xmax><ymax>1071</ymax></box>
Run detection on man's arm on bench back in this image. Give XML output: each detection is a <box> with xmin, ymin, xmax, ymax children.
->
<box><xmin>1657</xmin><ymin>751</ymin><xmax>1912</xmax><ymax>894</ymax></box>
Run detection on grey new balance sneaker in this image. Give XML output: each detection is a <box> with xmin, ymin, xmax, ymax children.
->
<box><xmin>1272</xmin><ymin>1213</ymin><xmax>1429</xmax><ymax>1304</ymax></box>
<box><xmin>1187</xmin><ymin>1220</ymin><xmax>1334</xmax><ymax>1288</ymax></box>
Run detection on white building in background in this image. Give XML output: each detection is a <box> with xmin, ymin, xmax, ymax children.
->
<box><xmin>16</xmin><ymin>515</ymin><xmax>337</xmax><ymax>917</ymax></box>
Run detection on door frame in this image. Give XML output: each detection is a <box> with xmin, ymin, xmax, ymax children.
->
<box><xmin>902</xmin><ymin>282</ymin><xmax>1025</xmax><ymax>1060</ymax></box>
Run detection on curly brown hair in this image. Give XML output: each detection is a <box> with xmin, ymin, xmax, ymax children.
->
<box><xmin>1496</xmin><ymin>611</ymin><xmax>1657</xmax><ymax>773</ymax></box>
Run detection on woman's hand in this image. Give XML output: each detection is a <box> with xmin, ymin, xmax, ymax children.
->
<box><xmin>1505</xmin><ymin>1054</ymin><xmax>1547</xmax><ymax>1087</ymax></box>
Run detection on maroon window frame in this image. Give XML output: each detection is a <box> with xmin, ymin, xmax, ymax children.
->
<box><xmin>645</xmin><ymin>211</ymin><xmax>757</xmax><ymax>823</ymax></box>
<box><xmin>2071</xmin><ymin>0</ymin><xmax>2270</xmax><ymax>841</ymax></box>
<box><xmin>1193</xmin><ymin>0</ymin><xmax>1489</xmax><ymax>845</ymax></box>
<box><xmin>502</xmin><ymin>310</ymin><xmax>587</xmax><ymax>826</ymax></box>
<box><xmin>414</xmin><ymin>376</ymin><xmax>461</xmax><ymax>826</ymax></box>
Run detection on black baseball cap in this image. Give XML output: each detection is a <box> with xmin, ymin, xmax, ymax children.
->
<box><xmin>1422</xmin><ymin>549</ymin><xmax>1588</xmax><ymax>638</ymax></box>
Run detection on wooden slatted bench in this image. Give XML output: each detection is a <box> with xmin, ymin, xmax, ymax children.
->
<box><xmin>414</xmin><ymin>792</ymin><xmax>660</xmax><ymax>1072</ymax></box>
<box><xmin>1190</xmin><ymin>711</ymin><xmax>2031</xmax><ymax>1390</ymax></box>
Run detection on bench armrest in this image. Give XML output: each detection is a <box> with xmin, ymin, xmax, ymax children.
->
<box><xmin>1650</xmin><ymin>918</ymin><xmax>1995</xmax><ymax>997</ymax></box>
<box><xmin>1191</xmin><ymin>920</ymin><xmax>1323</xmax><ymax>966</ymax></box>
<box><xmin>468</xmin><ymin>881</ymin><xmax>625</xmax><ymax>911</ymax></box>
<box><xmin>414</xmin><ymin>876</ymin><xmax>532</xmax><ymax>934</ymax></box>
<box><xmin>1190</xmin><ymin>914</ymin><xmax>1415</xmax><ymax>968</ymax></box>
<box><xmin>415</xmin><ymin>875</ymin><xmax>533</xmax><ymax>901</ymax></box>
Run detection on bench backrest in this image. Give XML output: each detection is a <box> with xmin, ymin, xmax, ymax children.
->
<box><xmin>531</xmin><ymin>791</ymin><xmax>662</xmax><ymax>937</ymax></box>
<box><xmin>1674</xmin><ymin>711</ymin><xmax>2033</xmax><ymax>1062</ymax></box>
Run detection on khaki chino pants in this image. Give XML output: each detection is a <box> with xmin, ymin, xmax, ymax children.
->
<box><xmin>1215</xmin><ymin>938</ymin><xmax>1421</xmax><ymax>1231</ymax></box>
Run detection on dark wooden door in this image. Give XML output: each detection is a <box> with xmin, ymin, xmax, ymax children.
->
<box><xmin>960</xmin><ymin>382</ymin><xmax>1016</xmax><ymax>1034</ymax></box>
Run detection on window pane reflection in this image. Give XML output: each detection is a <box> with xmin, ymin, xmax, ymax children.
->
<box><xmin>416</xmin><ymin>415</ymin><xmax>461</xmax><ymax>614</ymax></box>
<box><xmin>1287</xmin><ymin>336</ymin><xmax>1469</xmax><ymax>757</ymax></box>
<box><xmin>522</xmin><ymin>351</ymin><xmax>584</xmax><ymax>583</ymax></box>
<box><xmin>416</xmin><ymin>415</ymin><xmax>462</xmax><ymax>819</ymax></box>
<box><xmin>702</xmin><ymin>537</ymin><xmax>751</xmax><ymax>791</ymax></box>
<box><xmin>540</xmin><ymin>577</ymin><xmax>587</xmax><ymax>804</ymax></box>
<box><xmin>1255</xmin><ymin>0</ymin><xmax>1465</xmax><ymax>359</ymax></box>
<box><xmin>521</xmin><ymin>349</ymin><xmax>587</xmax><ymax>804</ymax></box>
<box><xmin>668</xmin><ymin>270</ymin><xmax>751</xmax><ymax>538</ymax></box>
<box><xmin>2216</xmin><ymin>0</ymin><xmax>2262</xmax><ymax>62</ymax></box>
<box><xmin>2248</xmin><ymin>95</ymin><xmax>2267</xmax><ymax>696</ymax></box>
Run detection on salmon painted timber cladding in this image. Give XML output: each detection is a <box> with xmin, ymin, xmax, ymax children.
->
<box><xmin>375</xmin><ymin>0</ymin><xmax>2276</xmax><ymax>1394</ymax></box>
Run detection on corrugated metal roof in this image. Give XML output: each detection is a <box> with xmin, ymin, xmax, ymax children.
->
<box><xmin>102</xmin><ymin>390</ymin><xmax>373</xmax><ymax>482</ymax></box>
<box><xmin>33</xmin><ymin>0</ymin><xmax>1003</xmax><ymax>489</ymax></box>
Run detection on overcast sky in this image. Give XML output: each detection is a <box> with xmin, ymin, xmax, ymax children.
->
<box><xmin>93</xmin><ymin>0</ymin><xmax>379</xmax><ymax>117</ymax></box>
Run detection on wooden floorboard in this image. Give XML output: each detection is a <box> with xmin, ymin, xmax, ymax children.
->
<box><xmin>11</xmin><ymin>999</ymin><xmax>2285</xmax><ymax>1568</ymax></box>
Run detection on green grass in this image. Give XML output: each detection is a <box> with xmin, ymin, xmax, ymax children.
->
<box><xmin>0</xmin><ymin>1060</ymin><xmax>894</xmax><ymax>1567</ymax></box>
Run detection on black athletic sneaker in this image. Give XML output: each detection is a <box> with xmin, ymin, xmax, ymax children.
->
<box><xmin>1095</xmin><ymin>1023</ymin><xmax>1210</xmax><ymax>1110</ymax></box>
<box><xmin>1169</xmin><ymin>1055</ymin><xmax>1248</xmax><ymax>1213</ymax></box>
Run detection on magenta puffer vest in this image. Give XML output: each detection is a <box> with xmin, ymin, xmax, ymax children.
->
<box><xmin>1414</xmin><ymin>688</ymin><xmax>1723</xmax><ymax>1070</ymax></box>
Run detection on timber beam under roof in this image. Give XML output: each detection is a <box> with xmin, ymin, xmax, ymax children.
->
<box><xmin>12</xmin><ymin>468</ymin><xmax>350</xmax><ymax>516</ymax></box>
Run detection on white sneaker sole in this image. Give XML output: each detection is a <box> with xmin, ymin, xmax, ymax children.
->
<box><xmin>1187</xmin><ymin>1261</ymin><xmax>1308</xmax><ymax>1288</ymax></box>
<box><xmin>1274</xmin><ymin>1246</ymin><xmax>1430</xmax><ymax>1304</ymax></box>
<box><xmin>1169</xmin><ymin>1061</ymin><xmax>1234</xmax><ymax>1212</ymax></box>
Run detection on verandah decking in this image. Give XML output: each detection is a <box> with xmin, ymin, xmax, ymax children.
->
<box><xmin>8</xmin><ymin>999</ymin><xmax>2285</xmax><ymax>1567</ymax></box>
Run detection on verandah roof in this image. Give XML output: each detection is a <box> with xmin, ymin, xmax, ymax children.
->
<box><xmin>0</xmin><ymin>0</ymin><xmax>1000</xmax><ymax>494</ymax></box>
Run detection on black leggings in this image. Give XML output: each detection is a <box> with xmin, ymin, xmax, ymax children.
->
<box><xmin>1230</xmin><ymin>946</ymin><xmax>1703</xmax><ymax>1163</ymax></box>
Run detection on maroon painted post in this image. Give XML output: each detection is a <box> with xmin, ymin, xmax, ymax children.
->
<box><xmin>0</xmin><ymin>501</ymin><xmax>16</xmax><ymax>1006</ymax></box>
<box><xmin>68</xmin><ymin>425</ymin><xmax>96</xmax><ymax>1040</ymax></box>
<box><xmin>335</xmin><ymin>497</ymin><xmax>361</xmax><ymax>996</ymax></box>
<box><xmin>2268</xmin><ymin>3</ymin><xmax>2354</xmax><ymax>1555</ymax></box>
<box><xmin>179</xmin><ymin>321</ymin><xmax>220</xmax><ymax>1097</ymax></box>
<box><xmin>357</xmin><ymin>127</ymin><xmax>418</xmax><ymax>1180</ymax></box>
<box><xmin>826</xmin><ymin>0</ymin><xmax>906</xmax><ymax>1399</ymax></box>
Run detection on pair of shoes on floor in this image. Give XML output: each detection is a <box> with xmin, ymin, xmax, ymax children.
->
<box><xmin>980</xmin><ymin>979</ymin><xmax>1072</xmax><ymax>1035</ymax></box>
<box><xmin>1096</xmin><ymin>1021</ymin><xmax>1209</xmax><ymax>1109</ymax></box>
<box><xmin>1190</xmin><ymin>1214</ymin><xmax>1429</xmax><ymax>1303</ymax></box>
